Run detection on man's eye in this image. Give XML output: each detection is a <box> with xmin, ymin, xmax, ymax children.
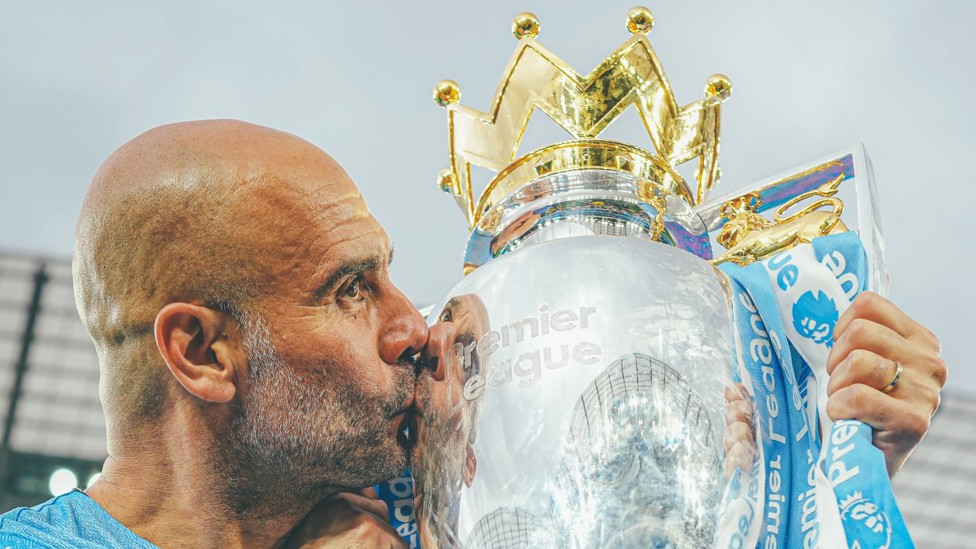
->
<box><xmin>439</xmin><ymin>309</ymin><xmax>452</xmax><ymax>323</ymax></box>
<box><xmin>340</xmin><ymin>276</ymin><xmax>364</xmax><ymax>300</ymax></box>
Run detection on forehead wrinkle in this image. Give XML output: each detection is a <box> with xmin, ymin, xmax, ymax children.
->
<box><xmin>279</xmin><ymin>188</ymin><xmax>368</xmax><ymax>241</ymax></box>
<box><xmin>247</xmin><ymin>175</ymin><xmax>360</xmax><ymax>221</ymax></box>
<box><xmin>247</xmin><ymin>180</ymin><xmax>368</xmax><ymax>270</ymax></box>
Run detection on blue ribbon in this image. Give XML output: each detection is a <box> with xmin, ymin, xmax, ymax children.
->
<box><xmin>722</xmin><ymin>232</ymin><xmax>913</xmax><ymax>549</ymax></box>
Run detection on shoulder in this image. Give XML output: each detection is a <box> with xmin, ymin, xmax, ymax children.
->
<box><xmin>0</xmin><ymin>496</ymin><xmax>64</xmax><ymax>549</ymax></box>
<box><xmin>0</xmin><ymin>492</ymin><xmax>155</xmax><ymax>549</ymax></box>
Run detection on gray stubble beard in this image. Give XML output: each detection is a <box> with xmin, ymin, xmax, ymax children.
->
<box><xmin>219</xmin><ymin>312</ymin><xmax>411</xmax><ymax>518</ymax></box>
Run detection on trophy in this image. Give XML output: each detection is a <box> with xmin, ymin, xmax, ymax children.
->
<box><xmin>407</xmin><ymin>7</ymin><xmax>897</xmax><ymax>548</ymax></box>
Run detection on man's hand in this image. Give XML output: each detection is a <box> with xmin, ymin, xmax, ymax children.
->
<box><xmin>825</xmin><ymin>291</ymin><xmax>947</xmax><ymax>477</ymax></box>
<box><xmin>282</xmin><ymin>488</ymin><xmax>406</xmax><ymax>549</ymax></box>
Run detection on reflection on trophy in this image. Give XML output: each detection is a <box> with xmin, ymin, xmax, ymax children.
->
<box><xmin>414</xmin><ymin>294</ymin><xmax>489</xmax><ymax>548</ymax></box>
<box><xmin>462</xmin><ymin>354</ymin><xmax>725</xmax><ymax>548</ymax></box>
<box><xmin>418</xmin><ymin>6</ymin><xmax>882</xmax><ymax>548</ymax></box>
<box><xmin>553</xmin><ymin>354</ymin><xmax>723</xmax><ymax>547</ymax></box>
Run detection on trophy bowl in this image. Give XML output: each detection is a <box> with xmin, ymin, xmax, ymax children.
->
<box><xmin>412</xmin><ymin>170</ymin><xmax>746</xmax><ymax>548</ymax></box>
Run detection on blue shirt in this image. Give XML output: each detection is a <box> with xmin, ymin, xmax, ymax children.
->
<box><xmin>0</xmin><ymin>491</ymin><xmax>156</xmax><ymax>549</ymax></box>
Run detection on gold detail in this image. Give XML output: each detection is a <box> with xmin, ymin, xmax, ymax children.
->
<box><xmin>435</xmin><ymin>9</ymin><xmax>727</xmax><ymax>228</ymax></box>
<box><xmin>512</xmin><ymin>12</ymin><xmax>540</xmax><ymax>40</ymax></box>
<box><xmin>705</xmin><ymin>74</ymin><xmax>732</xmax><ymax>102</ymax></box>
<box><xmin>479</xmin><ymin>207</ymin><xmax>503</xmax><ymax>234</ymax></box>
<box><xmin>713</xmin><ymin>176</ymin><xmax>849</xmax><ymax>266</ymax></box>
<box><xmin>534</xmin><ymin>160</ymin><xmax>554</xmax><ymax>176</ymax></box>
<box><xmin>636</xmin><ymin>179</ymin><xmax>656</xmax><ymax>203</ymax></box>
<box><xmin>773</xmin><ymin>173</ymin><xmax>844</xmax><ymax>224</ymax></box>
<box><xmin>438</xmin><ymin>168</ymin><xmax>457</xmax><ymax>194</ymax></box>
<box><xmin>433</xmin><ymin>80</ymin><xmax>461</xmax><ymax>108</ymax></box>
<box><xmin>626</xmin><ymin>7</ymin><xmax>654</xmax><ymax>34</ymax></box>
<box><xmin>615</xmin><ymin>154</ymin><xmax>635</xmax><ymax>172</ymax></box>
<box><xmin>716</xmin><ymin>193</ymin><xmax>769</xmax><ymax>250</ymax></box>
<box><xmin>647</xmin><ymin>193</ymin><xmax>667</xmax><ymax>241</ymax></box>
<box><xmin>478</xmin><ymin>140</ymin><xmax>694</xmax><ymax>217</ymax></box>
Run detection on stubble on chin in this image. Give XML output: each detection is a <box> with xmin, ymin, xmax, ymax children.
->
<box><xmin>217</xmin><ymin>313</ymin><xmax>413</xmax><ymax>517</ymax></box>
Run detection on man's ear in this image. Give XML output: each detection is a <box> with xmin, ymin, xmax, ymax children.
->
<box><xmin>154</xmin><ymin>302</ymin><xmax>243</xmax><ymax>403</ymax></box>
<box><xmin>463</xmin><ymin>444</ymin><xmax>477</xmax><ymax>487</ymax></box>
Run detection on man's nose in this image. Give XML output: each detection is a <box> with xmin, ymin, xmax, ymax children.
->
<box><xmin>380</xmin><ymin>287</ymin><xmax>428</xmax><ymax>367</ymax></box>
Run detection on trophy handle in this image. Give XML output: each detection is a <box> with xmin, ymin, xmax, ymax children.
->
<box><xmin>695</xmin><ymin>144</ymin><xmax>887</xmax><ymax>294</ymax></box>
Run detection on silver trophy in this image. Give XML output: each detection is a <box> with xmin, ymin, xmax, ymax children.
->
<box><xmin>414</xmin><ymin>8</ymin><xmax>883</xmax><ymax>548</ymax></box>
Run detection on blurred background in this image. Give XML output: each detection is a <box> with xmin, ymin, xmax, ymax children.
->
<box><xmin>1</xmin><ymin>1</ymin><xmax>972</xmax><ymax>546</ymax></box>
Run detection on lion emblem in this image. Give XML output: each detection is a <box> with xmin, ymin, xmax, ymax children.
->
<box><xmin>792</xmin><ymin>290</ymin><xmax>838</xmax><ymax>347</ymax></box>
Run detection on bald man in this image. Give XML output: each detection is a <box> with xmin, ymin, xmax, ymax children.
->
<box><xmin>0</xmin><ymin>120</ymin><xmax>426</xmax><ymax>547</ymax></box>
<box><xmin>0</xmin><ymin>119</ymin><xmax>946</xmax><ymax>548</ymax></box>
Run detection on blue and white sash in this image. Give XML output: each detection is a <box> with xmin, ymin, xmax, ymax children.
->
<box><xmin>377</xmin><ymin>469</ymin><xmax>421</xmax><ymax>548</ymax></box>
<box><xmin>719</xmin><ymin>231</ymin><xmax>913</xmax><ymax>549</ymax></box>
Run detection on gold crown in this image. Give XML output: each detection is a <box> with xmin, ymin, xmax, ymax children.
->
<box><xmin>434</xmin><ymin>7</ymin><xmax>732</xmax><ymax>229</ymax></box>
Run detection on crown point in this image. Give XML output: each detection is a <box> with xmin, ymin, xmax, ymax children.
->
<box><xmin>433</xmin><ymin>80</ymin><xmax>461</xmax><ymax>108</ymax></box>
<box><xmin>705</xmin><ymin>74</ymin><xmax>733</xmax><ymax>101</ymax></box>
<box><xmin>512</xmin><ymin>12</ymin><xmax>540</xmax><ymax>40</ymax></box>
<box><xmin>626</xmin><ymin>7</ymin><xmax>654</xmax><ymax>34</ymax></box>
<box><xmin>438</xmin><ymin>168</ymin><xmax>456</xmax><ymax>193</ymax></box>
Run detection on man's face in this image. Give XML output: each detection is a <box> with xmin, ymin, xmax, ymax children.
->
<box><xmin>224</xmin><ymin>163</ymin><xmax>427</xmax><ymax>496</ymax></box>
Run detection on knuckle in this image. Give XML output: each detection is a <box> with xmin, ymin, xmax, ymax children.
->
<box><xmin>930</xmin><ymin>387</ymin><xmax>943</xmax><ymax>415</ymax></box>
<box><xmin>921</xmin><ymin>327</ymin><xmax>941</xmax><ymax>351</ymax></box>
<box><xmin>826</xmin><ymin>396</ymin><xmax>846</xmax><ymax>421</ymax></box>
<box><xmin>845</xmin><ymin>318</ymin><xmax>873</xmax><ymax>341</ymax></box>
<box><xmin>916</xmin><ymin>381</ymin><xmax>942</xmax><ymax>414</ymax></box>
<box><xmin>846</xmin><ymin>384</ymin><xmax>870</xmax><ymax>410</ymax></box>
<box><xmin>827</xmin><ymin>385</ymin><xmax>864</xmax><ymax>420</ymax></box>
<box><xmin>932</xmin><ymin>390</ymin><xmax>943</xmax><ymax>416</ymax></box>
<box><xmin>826</xmin><ymin>348</ymin><xmax>842</xmax><ymax>375</ymax></box>
<box><xmin>855</xmin><ymin>290</ymin><xmax>878</xmax><ymax>308</ymax></box>
<box><xmin>850</xmin><ymin>291</ymin><xmax>879</xmax><ymax>315</ymax></box>
<box><xmin>929</xmin><ymin>356</ymin><xmax>949</xmax><ymax>387</ymax></box>
<box><xmin>848</xmin><ymin>348</ymin><xmax>874</xmax><ymax>370</ymax></box>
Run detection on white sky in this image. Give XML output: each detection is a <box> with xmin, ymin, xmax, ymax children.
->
<box><xmin>1</xmin><ymin>1</ymin><xmax>973</xmax><ymax>392</ymax></box>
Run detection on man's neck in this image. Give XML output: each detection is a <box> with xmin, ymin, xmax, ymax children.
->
<box><xmin>85</xmin><ymin>408</ymin><xmax>326</xmax><ymax>549</ymax></box>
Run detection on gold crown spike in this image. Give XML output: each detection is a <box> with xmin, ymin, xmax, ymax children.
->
<box><xmin>434</xmin><ymin>7</ymin><xmax>731</xmax><ymax>228</ymax></box>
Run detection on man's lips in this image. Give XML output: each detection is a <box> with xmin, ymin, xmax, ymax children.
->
<box><xmin>393</xmin><ymin>365</ymin><xmax>418</xmax><ymax>449</ymax></box>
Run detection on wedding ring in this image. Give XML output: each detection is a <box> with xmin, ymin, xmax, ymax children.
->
<box><xmin>881</xmin><ymin>362</ymin><xmax>904</xmax><ymax>394</ymax></box>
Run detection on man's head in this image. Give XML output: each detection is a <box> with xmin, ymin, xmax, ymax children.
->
<box><xmin>73</xmin><ymin>120</ymin><xmax>426</xmax><ymax>509</ymax></box>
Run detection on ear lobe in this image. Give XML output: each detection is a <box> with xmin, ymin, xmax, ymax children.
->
<box><xmin>154</xmin><ymin>302</ymin><xmax>239</xmax><ymax>403</ymax></box>
<box><xmin>463</xmin><ymin>444</ymin><xmax>477</xmax><ymax>487</ymax></box>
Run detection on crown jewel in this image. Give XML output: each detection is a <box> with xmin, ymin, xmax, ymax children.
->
<box><xmin>434</xmin><ymin>7</ymin><xmax>731</xmax><ymax>229</ymax></box>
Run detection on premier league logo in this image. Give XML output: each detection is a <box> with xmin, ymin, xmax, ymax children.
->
<box><xmin>839</xmin><ymin>490</ymin><xmax>893</xmax><ymax>549</ymax></box>
<box><xmin>792</xmin><ymin>290</ymin><xmax>839</xmax><ymax>347</ymax></box>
